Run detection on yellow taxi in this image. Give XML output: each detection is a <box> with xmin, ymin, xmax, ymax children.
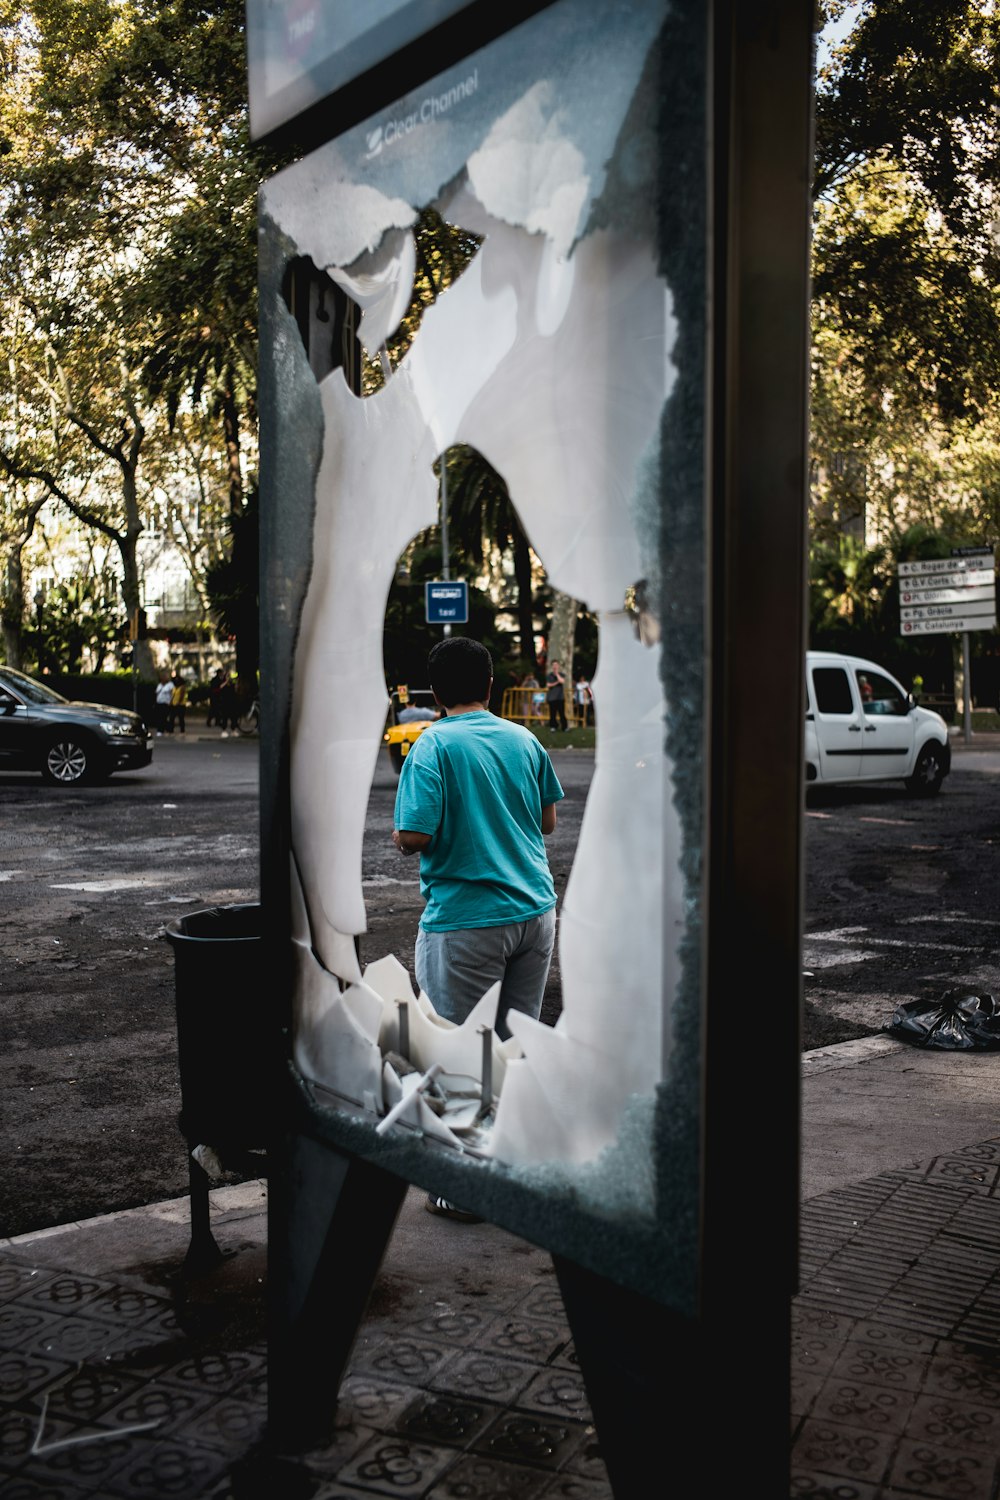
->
<box><xmin>383</xmin><ymin>688</ymin><xmax>439</xmax><ymax>774</ymax></box>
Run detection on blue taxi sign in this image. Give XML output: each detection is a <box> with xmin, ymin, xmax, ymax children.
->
<box><xmin>425</xmin><ymin>581</ymin><xmax>468</xmax><ymax>624</ymax></box>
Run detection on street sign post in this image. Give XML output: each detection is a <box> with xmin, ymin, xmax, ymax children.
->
<box><xmin>899</xmin><ymin>548</ymin><xmax>997</xmax><ymax>742</ymax></box>
<box><xmin>425</xmin><ymin>580</ymin><xmax>468</xmax><ymax>625</ymax></box>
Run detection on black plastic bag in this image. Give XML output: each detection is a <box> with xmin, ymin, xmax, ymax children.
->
<box><xmin>885</xmin><ymin>989</ymin><xmax>1000</xmax><ymax>1050</ymax></box>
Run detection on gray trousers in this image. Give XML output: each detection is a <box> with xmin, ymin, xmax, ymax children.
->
<box><xmin>415</xmin><ymin>908</ymin><xmax>556</xmax><ymax>1041</ymax></box>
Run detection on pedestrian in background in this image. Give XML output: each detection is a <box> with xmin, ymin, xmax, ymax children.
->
<box><xmin>206</xmin><ymin>667</ymin><xmax>226</xmax><ymax>727</ymax></box>
<box><xmin>546</xmin><ymin>659</ymin><xmax>567</xmax><ymax>732</ymax></box>
<box><xmin>574</xmin><ymin>672</ymin><xmax>593</xmax><ymax>726</ymax></box>
<box><xmin>169</xmin><ymin>674</ymin><xmax>188</xmax><ymax>736</ymax></box>
<box><xmin>217</xmin><ymin>674</ymin><xmax>238</xmax><ymax>737</ymax></box>
<box><xmin>155</xmin><ymin>671</ymin><xmax>174</xmax><ymax>736</ymax></box>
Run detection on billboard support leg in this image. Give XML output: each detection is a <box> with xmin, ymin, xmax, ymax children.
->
<box><xmin>267</xmin><ymin>1133</ymin><xmax>407</xmax><ymax>1450</ymax></box>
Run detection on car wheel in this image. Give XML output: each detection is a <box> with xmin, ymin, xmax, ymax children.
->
<box><xmin>389</xmin><ymin>744</ymin><xmax>404</xmax><ymax>775</ymax></box>
<box><xmin>906</xmin><ymin>743</ymin><xmax>946</xmax><ymax>797</ymax></box>
<box><xmin>42</xmin><ymin>735</ymin><xmax>101</xmax><ymax>786</ymax></box>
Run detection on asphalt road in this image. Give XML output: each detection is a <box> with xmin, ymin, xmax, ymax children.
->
<box><xmin>2</xmin><ymin>729</ymin><xmax>999</xmax><ymax>1235</ymax></box>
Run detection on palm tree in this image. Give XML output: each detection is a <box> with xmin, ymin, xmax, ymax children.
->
<box><xmin>439</xmin><ymin>445</ymin><xmax>538</xmax><ymax>673</ymax></box>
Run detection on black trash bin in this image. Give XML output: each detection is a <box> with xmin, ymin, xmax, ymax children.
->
<box><xmin>165</xmin><ymin>902</ymin><xmax>270</xmax><ymax>1269</ymax></box>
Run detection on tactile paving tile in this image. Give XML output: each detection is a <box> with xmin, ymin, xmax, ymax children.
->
<box><xmin>793</xmin><ymin>1139</ymin><xmax>1000</xmax><ymax>1497</ymax></box>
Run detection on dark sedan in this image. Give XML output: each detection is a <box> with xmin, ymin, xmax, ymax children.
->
<box><xmin>0</xmin><ymin>668</ymin><xmax>153</xmax><ymax>785</ymax></box>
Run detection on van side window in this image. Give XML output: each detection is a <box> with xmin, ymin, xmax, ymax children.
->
<box><xmin>813</xmin><ymin>667</ymin><xmax>854</xmax><ymax>714</ymax></box>
<box><xmin>856</xmin><ymin>670</ymin><xmax>906</xmax><ymax>716</ymax></box>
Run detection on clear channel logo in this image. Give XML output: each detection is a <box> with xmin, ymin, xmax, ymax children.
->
<box><xmin>365</xmin><ymin>68</ymin><xmax>479</xmax><ymax>159</ymax></box>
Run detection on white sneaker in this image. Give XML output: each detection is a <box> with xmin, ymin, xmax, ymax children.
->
<box><xmin>220</xmin><ymin>731</ymin><xmax>229</xmax><ymax>738</ymax></box>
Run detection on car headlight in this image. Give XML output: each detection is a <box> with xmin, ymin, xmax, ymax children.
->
<box><xmin>99</xmin><ymin>720</ymin><xmax>135</xmax><ymax>737</ymax></box>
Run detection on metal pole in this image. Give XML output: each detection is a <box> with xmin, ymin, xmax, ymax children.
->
<box><xmin>963</xmin><ymin>631</ymin><xmax>972</xmax><ymax>745</ymax></box>
<box><xmin>440</xmin><ymin>454</ymin><xmax>451</xmax><ymax>637</ymax></box>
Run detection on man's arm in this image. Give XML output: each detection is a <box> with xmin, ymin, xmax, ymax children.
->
<box><xmin>393</xmin><ymin>828</ymin><xmax>431</xmax><ymax>856</ymax></box>
<box><xmin>541</xmin><ymin>802</ymin><xmax>557</xmax><ymax>836</ymax></box>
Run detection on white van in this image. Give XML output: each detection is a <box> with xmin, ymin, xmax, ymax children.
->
<box><xmin>805</xmin><ymin>651</ymin><xmax>951</xmax><ymax>795</ymax></box>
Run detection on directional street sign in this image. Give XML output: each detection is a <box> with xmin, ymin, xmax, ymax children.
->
<box><xmin>899</xmin><ymin>548</ymin><xmax>996</xmax><ymax>637</ymax></box>
<box><xmin>425</xmin><ymin>580</ymin><xmax>468</xmax><ymax>624</ymax></box>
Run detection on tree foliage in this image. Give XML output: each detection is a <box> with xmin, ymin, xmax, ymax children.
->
<box><xmin>0</xmin><ymin>0</ymin><xmax>262</xmax><ymax>672</ymax></box>
<box><xmin>811</xmin><ymin>0</ymin><xmax>1000</xmax><ymax>644</ymax></box>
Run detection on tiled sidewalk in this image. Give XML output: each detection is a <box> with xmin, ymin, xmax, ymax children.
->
<box><xmin>4</xmin><ymin>1140</ymin><xmax>1000</xmax><ymax>1496</ymax></box>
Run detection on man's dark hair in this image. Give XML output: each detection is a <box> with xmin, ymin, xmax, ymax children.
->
<box><xmin>428</xmin><ymin>637</ymin><xmax>493</xmax><ymax>708</ymax></box>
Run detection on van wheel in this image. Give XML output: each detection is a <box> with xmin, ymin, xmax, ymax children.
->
<box><xmin>906</xmin><ymin>744</ymin><xmax>945</xmax><ymax>796</ymax></box>
<box><xmin>389</xmin><ymin>744</ymin><xmax>404</xmax><ymax>775</ymax></box>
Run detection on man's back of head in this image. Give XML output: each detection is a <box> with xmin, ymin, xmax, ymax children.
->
<box><xmin>428</xmin><ymin>637</ymin><xmax>493</xmax><ymax>709</ymax></box>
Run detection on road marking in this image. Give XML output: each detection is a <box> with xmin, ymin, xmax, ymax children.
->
<box><xmin>0</xmin><ymin>871</ymin><xmax>24</xmax><ymax>881</ymax></box>
<box><xmin>805</xmin><ymin>932</ymin><xmax>979</xmax><ymax>956</ymax></box>
<box><xmin>50</xmin><ymin>878</ymin><xmax>156</xmax><ymax>893</ymax></box>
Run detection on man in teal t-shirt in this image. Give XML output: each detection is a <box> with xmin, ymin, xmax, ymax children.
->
<box><xmin>393</xmin><ymin>637</ymin><xmax>563</xmax><ymax>1042</ymax></box>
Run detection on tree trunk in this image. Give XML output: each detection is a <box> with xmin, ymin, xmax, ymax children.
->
<box><xmin>512</xmin><ymin>519</ymin><xmax>537</xmax><ymax>672</ymax></box>
<box><xmin>2</xmin><ymin>545</ymin><xmax>25</xmax><ymax>669</ymax></box>
<box><xmin>118</xmin><ymin>531</ymin><xmax>155</xmax><ymax>683</ymax></box>
<box><xmin>221</xmin><ymin>378</ymin><xmax>244</xmax><ymax>517</ymax></box>
<box><xmin>547</xmin><ymin>589</ymin><xmax>578</xmax><ymax>685</ymax></box>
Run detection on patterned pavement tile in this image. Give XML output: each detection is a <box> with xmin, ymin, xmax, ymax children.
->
<box><xmin>791</xmin><ymin>1418</ymin><xmax>895</xmax><ymax>1488</ymax></box>
<box><xmin>26</xmin><ymin>1314</ymin><xmax>126</xmax><ymax>1366</ymax></box>
<box><xmin>39</xmin><ymin>1364</ymin><xmax>146</xmax><ymax>1428</ymax></box>
<box><xmin>397</xmin><ymin>1391</ymin><xmax>498</xmax><ymax>1447</ymax></box>
<box><xmin>158</xmin><ymin>1347</ymin><xmax>264</xmax><ymax>1398</ymax></box>
<box><xmin>791</xmin><ymin>1370</ymin><xmax>826</xmax><ymax>1421</ymax></box>
<box><xmin>17</xmin><ymin>1428</ymin><xmax>142</xmax><ymax>1494</ymax></box>
<box><xmin>337</xmin><ymin>1375</ymin><xmax>424</xmax><ymax>1431</ymax></box>
<box><xmin>850</xmin><ymin>1320</ymin><xmax>938</xmax><ymax>1357</ymax></box>
<box><xmin>904</xmin><ymin>1391</ymin><xmax>1000</xmax><ymax>1453</ymax></box>
<box><xmin>886</xmin><ymin>1438</ymin><xmax>998</xmax><ymax>1500</ymax></box>
<box><xmin>178</xmin><ymin>1393</ymin><xmax>267</xmax><ymax>1455</ymax></box>
<box><xmin>789</xmin><ymin>1473</ymin><xmax>881</xmax><ymax>1499</ymax></box>
<box><xmin>921</xmin><ymin>1346</ymin><xmax>1000</xmax><ymax>1405</ymax></box>
<box><xmin>102</xmin><ymin>1436</ymin><xmax>231</xmax><ymax>1498</ymax></box>
<box><xmin>428</xmin><ymin>1350</ymin><xmax>534</xmax><ymax>1405</ymax></box>
<box><xmin>347</xmin><ymin>1337</ymin><xmax>456</xmax><ymax>1386</ymax></box>
<box><xmin>0</xmin><ymin>1305</ymin><xmax>65</xmax><ymax>1353</ymax></box>
<box><xmin>16</xmin><ymin>1277</ymin><xmax>114</xmax><ymax>1318</ymax></box>
<box><xmin>514</xmin><ymin>1369</ymin><xmax>592</xmax><ymax>1424</ymax></box>
<box><xmin>0</xmin><ymin>1471</ymin><xmax>103</xmax><ymax>1500</ymax></box>
<box><xmin>472</xmin><ymin>1412</ymin><xmax>588</xmax><ymax>1471</ymax></box>
<box><xmin>829</xmin><ymin>1338</ymin><xmax>931</xmax><ymax>1394</ymax></box>
<box><xmin>511</xmin><ymin>1285</ymin><xmax>569</xmax><ymax>1326</ymax></box>
<box><xmin>98</xmin><ymin>1380</ymin><xmax>218</xmax><ymax>1440</ymax></box>
<box><xmin>0</xmin><ymin>1350</ymin><xmax>75</xmax><ymax>1406</ymax></box>
<box><xmin>559</xmin><ymin>1430</ymin><xmax>606</xmax><ymax>1485</ymax></box>
<box><xmin>0</xmin><ymin>1403</ymin><xmax>49</xmax><ymax>1469</ymax></box>
<box><xmin>475</xmin><ymin>1316</ymin><xmax>569</xmax><ymax>1366</ymax></box>
<box><xmin>334</xmin><ymin>1434</ymin><xmax>456</xmax><ymax>1496</ymax></box>
<box><xmin>808</xmin><ymin>1377</ymin><xmax>916</xmax><ymax>1435</ymax></box>
<box><xmin>0</xmin><ymin>1261</ymin><xmax>58</xmax><ymax>1303</ymax></box>
<box><xmin>537</xmin><ymin>1476</ymin><xmax>612</xmax><ymax>1499</ymax></box>
<box><xmin>87</xmin><ymin>1288</ymin><xmax>176</xmax><ymax>1331</ymax></box>
<box><xmin>425</xmin><ymin>1452</ymin><xmax>551</xmax><ymax>1498</ymax></box>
